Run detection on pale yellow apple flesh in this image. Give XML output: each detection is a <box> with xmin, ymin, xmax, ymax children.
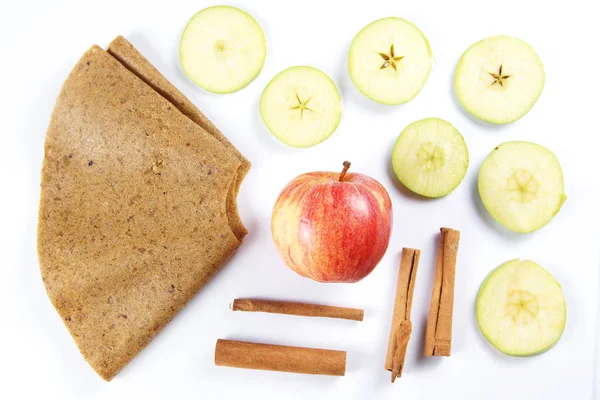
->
<box><xmin>478</xmin><ymin>141</ymin><xmax>566</xmax><ymax>233</ymax></box>
<box><xmin>455</xmin><ymin>36</ymin><xmax>544</xmax><ymax>124</ymax></box>
<box><xmin>180</xmin><ymin>6</ymin><xmax>266</xmax><ymax>94</ymax></box>
<box><xmin>348</xmin><ymin>17</ymin><xmax>432</xmax><ymax>105</ymax></box>
<box><xmin>392</xmin><ymin>118</ymin><xmax>469</xmax><ymax>197</ymax></box>
<box><xmin>476</xmin><ymin>259</ymin><xmax>566</xmax><ymax>356</ymax></box>
<box><xmin>260</xmin><ymin>66</ymin><xmax>342</xmax><ymax>147</ymax></box>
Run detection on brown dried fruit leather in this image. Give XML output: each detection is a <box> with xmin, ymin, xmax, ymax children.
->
<box><xmin>107</xmin><ymin>35</ymin><xmax>249</xmax><ymax>239</ymax></box>
<box><xmin>38</xmin><ymin>44</ymin><xmax>248</xmax><ymax>381</ymax></box>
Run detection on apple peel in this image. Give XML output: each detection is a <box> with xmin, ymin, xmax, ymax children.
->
<box><xmin>271</xmin><ymin>162</ymin><xmax>392</xmax><ymax>283</ymax></box>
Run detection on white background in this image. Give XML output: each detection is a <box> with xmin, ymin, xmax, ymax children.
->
<box><xmin>1</xmin><ymin>0</ymin><xmax>599</xmax><ymax>399</ymax></box>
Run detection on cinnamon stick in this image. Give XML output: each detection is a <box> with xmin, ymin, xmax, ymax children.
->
<box><xmin>424</xmin><ymin>228</ymin><xmax>460</xmax><ymax>357</ymax></box>
<box><xmin>232</xmin><ymin>299</ymin><xmax>364</xmax><ymax>321</ymax></box>
<box><xmin>391</xmin><ymin>321</ymin><xmax>412</xmax><ymax>383</ymax></box>
<box><xmin>214</xmin><ymin>339</ymin><xmax>346</xmax><ymax>376</ymax></box>
<box><xmin>384</xmin><ymin>248</ymin><xmax>420</xmax><ymax>381</ymax></box>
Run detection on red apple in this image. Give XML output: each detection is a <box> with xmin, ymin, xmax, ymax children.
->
<box><xmin>271</xmin><ymin>161</ymin><xmax>392</xmax><ymax>283</ymax></box>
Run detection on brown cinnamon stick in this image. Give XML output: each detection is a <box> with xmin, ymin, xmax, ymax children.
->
<box><xmin>391</xmin><ymin>321</ymin><xmax>412</xmax><ymax>383</ymax></box>
<box><xmin>424</xmin><ymin>228</ymin><xmax>460</xmax><ymax>357</ymax></box>
<box><xmin>232</xmin><ymin>299</ymin><xmax>364</xmax><ymax>321</ymax></box>
<box><xmin>214</xmin><ymin>339</ymin><xmax>346</xmax><ymax>376</ymax></box>
<box><xmin>385</xmin><ymin>248</ymin><xmax>420</xmax><ymax>381</ymax></box>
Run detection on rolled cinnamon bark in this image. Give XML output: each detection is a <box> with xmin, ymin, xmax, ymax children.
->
<box><xmin>215</xmin><ymin>339</ymin><xmax>346</xmax><ymax>376</ymax></box>
<box><xmin>391</xmin><ymin>320</ymin><xmax>412</xmax><ymax>382</ymax></box>
<box><xmin>384</xmin><ymin>248</ymin><xmax>420</xmax><ymax>381</ymax></box>
<box><xmin>424</xmin><ymin>227</ymin><xmax>460</xmax><ymax>357</ymax></box>
<box><xmin>232</xmin><ymin>299</ymin><xmax>364</xmax><ymax>321</ymax></box>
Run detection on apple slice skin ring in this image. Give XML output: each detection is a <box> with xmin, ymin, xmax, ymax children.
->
<box><xmin>348</xmin><ymin>17</ymin><xmax>432</xmax><ymax>105</ymax></box>
<box><xmin>392</xmin><ymin>118</ymin><xmax>469</xmax><ymax>198</ymax></box>
<box><xmin>476</xmin><ymin>259</ymin><xmax>566</xmax><ymax>356</ymax></box>
<box><xmin>478</xmin><ymin>141</ymin><xmax>566</xmax><ymax>233</ymax></box>
<box><xmin>454</xmin><ymin>35</ymin><xmax>545</xmax><ymax>124</ymax></box>
<box><xmin>260</xmin><ymin>66</ymin><xmax>342</xmax><ymax>148</ymax></box>
<box><xmin>179</xmin><ymin>6</ymin><xmax>267</xmax><ymax>94</ymax></box>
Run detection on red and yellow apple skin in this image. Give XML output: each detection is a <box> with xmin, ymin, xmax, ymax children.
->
<box><xmin>271</xmin><ymin>163</ymin><xmax>393</xmax><ymax>283</ymax></box>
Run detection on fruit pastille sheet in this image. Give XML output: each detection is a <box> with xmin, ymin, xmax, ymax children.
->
<box><xmin>1</xmin><ymin>0</ymin><xmax>599</xmax><ymax>399</ymax></box>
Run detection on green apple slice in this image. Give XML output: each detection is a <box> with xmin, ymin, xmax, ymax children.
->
<box><xmin>392</xmin><ymin>118</ymin><xmax>468</xmax><ymax>197</ymax></box>
<box><xmin>348</xmin><ymin>17</ymin><xmax>432</xmax><ymax>105</ymax></box>
<box><xmin>455</xmin><ymin>36</ymin><xmax>544</xmax><ymax>124</ymax></box>
<box><xmin>260</xmin><ymin>66</ymin><xmax>342</xmax><ymax>147</ymax></box>
<box><xmin>476</xmin><ymin>259</ymin><xmax>566</xmax><ymax>356</ymax></box>
<box><xmin>180</xmin><ymin>6</ymin><xmax>266</xmax><ymax>94</ymax></box>
<box><xmin>478</xmin><ymin>141</ymin><xmax>566</xmax><ymax>233</ymax></box>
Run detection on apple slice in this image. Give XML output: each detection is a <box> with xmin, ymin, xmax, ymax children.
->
<box><xmin>260</xmin><ymin>66</ymin><xmax>342</xmax><ymax>148</ymax></box>
<box><xmin>179</xmin><ymin>6</ymin><xmax>266</xmax><ymax>94</ymax></box>
<box><xmin>478</xmin><ymin>141</ymin><xmax>566</xmax><ymax>233</ymax></box>
<box><xmin>348</xmin><ymin>17</ymin><xmax>432</xmax><ymax>105</ymax></box>
<box><xmin>392</xmin><ymin>118</ymin><xmax>468</xmax><ymax>198</ymax></box>
<box><xmin>454</xmin><ymin>36</ymin><xmax>544</xmax><ymax>124</ymax></box>
<box><xmin>476</xmin><ymin>259</ymin><xmax>566</xmax><ymax>356</ymax></box>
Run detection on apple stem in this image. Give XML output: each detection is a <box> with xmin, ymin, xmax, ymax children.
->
<box><xmin>339</xmin><ymin>161</ymin><xmax>351</xmax><ymax>182</ymax></box>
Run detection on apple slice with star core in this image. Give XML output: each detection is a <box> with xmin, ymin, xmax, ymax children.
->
<box><xmin>348</xmin><ymin>17</ymin><xmax>432</xmax><ymax>105</ymax></box>
<box><xmin>478</xmin><ymin>141</ymin><xmax>566</xmax><ymax>233</ymax></box>
<box><xmin>180</xmin><ymin>6</ymin><xmax>267</xmax><ymax>94</ymax></box>
<box><xmin>392</xmin><ymin>118</ymin><xmax>469</xmax><ymax>198</ymax></box>
<box><xmin>260</xmin><ymin>66</ymin><xmax>342</xmax><ymax>147</ymax></box>
<box><xmin>476</xmin><ymin>259</ymin><xmax>566</xmax><ymax>356</ymax></box>
<box><xmin>454</xmin><ymin>36</ymin><xmax>544</xmax><ymax>124</ymax></box>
